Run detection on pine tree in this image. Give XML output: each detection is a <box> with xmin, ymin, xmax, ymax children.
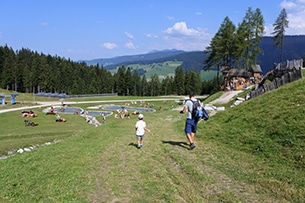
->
<box><xmin>233</xmin><ymin>20</ymin><xmax>248</xmax><ymax>68</ymax></box>
<box><xmin>204</xmin><ymin>16</ymin><xmax>235</xmax><ymax>88</ymax></box>
<box><xmin>141</xmin><ymin>75</ymin><xmax>148</xmax><ymax>96</ymax></box>
<box><xmin>252</xmin><ymin>8</ymin><xmax>265</xmax><ymax>65</ymax></box>
<box><xmin>173</xmin><ymin>67</ymin><xmax>185</xmax><ymax>95</ymax></box>
<box><xmin>131</xmin><ymin>70</ymin><xmax>141</xmax><ymax>96</ymax></box>
<box><xmin>242</xmin><ymin>7</ymin><xmax>255</xmax><ymax>70</ymax></box>
<box><xmin>272</xmin><ymin>8</ymin><xmax>289</xmax><ymax>63</ymax></box>
<box><xmin>204</xmin><ymin>16</ymin><xmax>235</xmax><ymax>69</ymax></box>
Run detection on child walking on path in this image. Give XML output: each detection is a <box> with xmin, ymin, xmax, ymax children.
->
<box><xmin>135</xmin><ymin>114</ymin><xmax>150</xmax><ymax>148</ymax></box>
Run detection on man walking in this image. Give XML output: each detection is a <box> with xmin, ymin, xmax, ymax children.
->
<box><xmin>180</xmin><ymin>91</ymin><xmax>200</xmax><ymax>150</ymax></box>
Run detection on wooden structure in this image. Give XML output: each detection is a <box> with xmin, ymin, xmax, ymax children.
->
<box><xmin>221</xmin><ymin>65</ymin><xmax>262</xmax><ymax>91</ymax></box>
<box><xmin>250</xmin><ymin>59</ymin><xmax>304</xmax><ymax>99</ymax></box>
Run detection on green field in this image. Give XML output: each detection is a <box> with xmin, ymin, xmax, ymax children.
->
<box><xmin>110</xmin><ymin>60</ymin><xmax>218</xmax><ymax>81</ymax></box>
<box><xmin>1</xmin><ymin>76</ymin><xmax>305</xmax><ymax>202</ymax></box>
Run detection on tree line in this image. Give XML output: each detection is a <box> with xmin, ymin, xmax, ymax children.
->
<box><xmin>0</xmin><ymin>45</ymin><xmax>222</xmax><ymax>96</ymax></box>
<box><xmin>204</xmin><ymin>7</ymin><xmax>288</xmax><ymax>72</ymax></box>
<box><xmin>0</xmin><ymin>7</ymin><xmax>287</xmax><ymax>96</ymax></box>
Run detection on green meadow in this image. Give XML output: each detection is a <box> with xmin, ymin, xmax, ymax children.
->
<box><xmin>1</xmin><ymin>76</ymin><xmax>305</xmax><ymax>202</ymax></box>
<box><xmin>110</xmin><ymin>60</ymin><xmax>218</xmax><ymax>81</ymax></box>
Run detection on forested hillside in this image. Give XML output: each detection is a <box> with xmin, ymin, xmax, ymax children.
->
<box><xmin>259</xmin><ymin>36</ymin><xmax>305</xmax><ymax>73</ymax></box>
<box><xmin>0</xmin><ymin>45</ymin><xmax>221</xmax><ymax>96</ymax></box>
<box><xmin>0</xmin><ymin>36</ymin><xmax>304</xmax><ymax>96</ymax></box>
<box><xmin>84</xmin><ymin>35</ymin><xmax>305</xmax><ymax>74</ymax></box>
<box><xmin>84</xmin><ymin>49</ymin><xmax>185</xmax><ymax>68</ymax></box>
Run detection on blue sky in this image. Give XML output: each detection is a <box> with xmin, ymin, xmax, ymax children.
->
<box><xmin>1</xmin><ymin>0</ymin><xmax>305</xmax><ymax>61</ymax></box>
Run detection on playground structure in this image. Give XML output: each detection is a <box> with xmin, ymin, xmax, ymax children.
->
<box><xmin>0</xmin><ymin>93</ymin><xmax>19</xmax><ymax>105</ymax></box>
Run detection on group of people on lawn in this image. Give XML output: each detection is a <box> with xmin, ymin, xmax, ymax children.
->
<box><xmin>19</xmin><ymin>91</ymin><xmax>201</xmax><ymax>151</ymax></box>
<box><xmin>20</xmin><ymin>110</ymin><xmax>38</xmax><ymax>118</ymax></box>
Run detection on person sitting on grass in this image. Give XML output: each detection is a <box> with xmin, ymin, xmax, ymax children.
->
<box><xmin>20</xmin><ymin>112</ymin><xmax>28</xmax><ymax>117</ymax></box>
<box><xmin>20</xmin><ymin>112</ymin><xmax>38</xmax><ymax>118</ymax></box>
<box><xmin>132</xmin><ymin>110</ymin><xmax>139</xmax><ymax>115</ymax></box>
<box><xmin>101</xmin><ymin>113</ymin><xmax>106</xmax><ymax>124</ymax></box>
<box><xmin>28</xmin><ymin>112</ymin><xmax>38</xmax><ymax>117</ymax></box>
<box><xmin>85</xmin><ymin>115</ymin><xmax>101</xmax><ymax>127</ymax></box>
<box><xmin>24</xmin><ymin>120</ymin><xmax>38</xmax><ymax>127</ymax></box>
<box><xmin>55</xmin><ymin>114</ymin><xmax>66</xmax><ymax>122</ymax></box>
<box><xmin>46</xmin><ymin>106</ymin><xmax>56</xmax><ymax>115</ymax></box>
<box><xmin>91</xmin><ymin>116</ymin><xmax>101</xmax><ymax>127</ymax></box>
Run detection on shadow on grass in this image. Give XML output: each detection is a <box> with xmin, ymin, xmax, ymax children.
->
<box><xmin>162</xmin><ymin>140</ymin><xmax>189</xmax><ymax>149</ymax></box>
<box><xmin>128</xmin><ymin>143</ymin><xmax>138</xmax><ymax>148</ymax></box>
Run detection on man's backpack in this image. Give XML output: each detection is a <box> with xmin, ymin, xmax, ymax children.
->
<box><xmin>190</xmin><ymin>99</ymin><xmax>203</xmax><ymax>120</ymax></box>
<box><xmin>190</xmin><ymin>99</ymin><xmax>209</xmax><ymax>121</ymax></box>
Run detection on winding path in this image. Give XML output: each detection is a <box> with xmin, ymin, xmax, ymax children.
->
<box><xmin>0</xmin><ymin>90</ymin><xmax>244</xmax><ymax>114</ymax></box>
<box><xmin>0</xmin><ymin>97</ymin><xmax>186</xmax><ymax>114</ymax></box>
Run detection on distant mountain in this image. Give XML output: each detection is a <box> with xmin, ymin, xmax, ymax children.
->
<box><xmin>258</xmin><ymin>35</ymin><xmax>305</xmax><ymax>73</ymax></box>
<box><xmin>83</xmin><ymin>35</ymin><xmax>305</xmax><ymax>75</ymax></box>
<box><xmin>84</xmin><ymin>49</ymin><xmax>185</xmax><ymax>68</ymax></box>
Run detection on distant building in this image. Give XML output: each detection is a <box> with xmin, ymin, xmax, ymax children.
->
<box><xmin>221</xmin><ymin>65</ymin><xmax>262</xmax><ymax>91</ymax></box>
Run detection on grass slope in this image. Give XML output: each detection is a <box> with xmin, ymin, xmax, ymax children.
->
<box><xmin>1</xmin><ymin>78</ymin><xmax>305</xmax><ymax>202</ymax></box>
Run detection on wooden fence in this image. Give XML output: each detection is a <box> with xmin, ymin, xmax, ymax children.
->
<box><xmin>249</xmin><ymin>60</ymin><xmax>303</xmax><ymax>99</ymax></box>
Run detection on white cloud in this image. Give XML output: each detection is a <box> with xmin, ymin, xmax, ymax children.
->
<box><xmin>288</xmin><ymin>13</ymin><xmax>305</xmax><ymax>28</ymax></box>
<box><xmin>125</xmin><ymin>32</ymin><xmax>134</xmax><ymax>39</ymax></box>
<box><xmin>125</xmin><ymin>41</ymin><xmax>136</xmax><ymax>49</ymax></box>
<box><xmin>281</xmin><ymin>0</ymin><xmax>298</xmax><ymax>9</ymax></box>
<box><xmin>264</xmin><ymin>24</ymin><xmax>274</xmax><ymax>36</ymax></box>
<box><xmin>280</xmin><ymin>0</ymin><xmax>305</xmax><ymax>35</ymax></box>
<box><xmin>165</xmin><ymin>22</ymin><xmax>202</xmax><ymax>37</ymax></box>
<box><xmin>163</xmin><ymin>22</ymin><xmax>211</xmax><ymax>51</ymax></box>
<box><xmin>146</xmin><ymin>33</ymin><xmax>158</xmax><ymax>38</ymax></box>
<box><xmin>195</xmin><ymin>12</ymin><xmax>202</xmax><ymax>15</ymax></box>
<box><xmin>102</xmin><ymin>42</ymin><xmax>117</xmax><ymax>49</ymax></box>
<box><xmin>167</xmin><ymin>16</ymin><xmax>175</xmax><ymax>20</ymax></box>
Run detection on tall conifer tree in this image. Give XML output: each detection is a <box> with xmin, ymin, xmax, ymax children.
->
<box><xmin>272</xmin><ymin>8</ymin><xmax>289</xmax><ymax>63</ymax></box>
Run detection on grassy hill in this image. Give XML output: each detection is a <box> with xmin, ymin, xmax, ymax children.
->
<box><xmin>0</xmin><ymin>76</ymin><xmax>305</xmax><ymax>202</ymax></box>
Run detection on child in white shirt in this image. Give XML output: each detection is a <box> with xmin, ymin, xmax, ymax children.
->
<box><xmin>135</xmin><ymin>114</ymin><xmax>151</xmax><ymax>148</ymax></box>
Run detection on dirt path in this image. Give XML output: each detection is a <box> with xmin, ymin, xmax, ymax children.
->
<box><xmin>89</xmin><ymin>111</ymin><xmax>280</xmax><ymax>202</ymax></box>
<box><xmin>209</xmin><ymin>90</ymin><xmax>243</xmax><ymax>104</ymax></box>
<box><xmin>171</xmin><ymin>90</ymin><xmax>243</xmax><ymax>113</ymax></box>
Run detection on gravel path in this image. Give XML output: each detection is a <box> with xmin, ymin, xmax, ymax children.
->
<box><xmin>0</xmin><ymin>91</ymin><xmax>244</xmax><ymax>114</ymax></box>
<box><xmin>0</xmin><ymin>98</ymin><xmax>185</xmax><ymax>114</ymax></box>
<box><xmin>209</xmin><ymin>90</ymin><xmax>243</xmax><ymax>104</ymax></box>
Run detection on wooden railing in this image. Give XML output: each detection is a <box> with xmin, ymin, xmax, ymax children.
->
<box><xmin>249</xmin><ymin>59</ymin><xmax>304</xmax><ymax>99</ymax></box>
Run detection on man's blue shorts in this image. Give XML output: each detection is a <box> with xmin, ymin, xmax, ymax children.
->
<box><xmin>184</xmin><ymin>118</ymin><xmax>198</xmax><ymax>134</ymax></box>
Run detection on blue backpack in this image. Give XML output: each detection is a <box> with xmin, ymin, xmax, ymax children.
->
<box><xmin>190</xmin><ymin>99</ymin><xmax>209</xmax><ymax>121</ymax></box>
